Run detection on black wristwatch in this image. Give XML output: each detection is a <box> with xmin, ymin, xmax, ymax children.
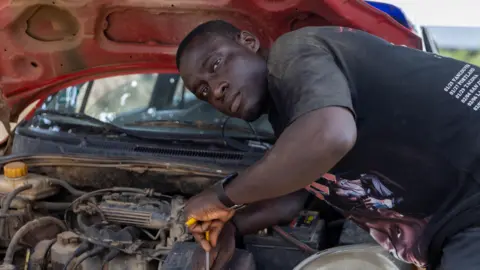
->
<box><xmin>213</xmin><ymin>172</ymin><xmax>244</xmax><ymax>209</ymax></box>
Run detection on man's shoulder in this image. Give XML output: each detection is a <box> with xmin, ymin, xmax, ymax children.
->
<box><xmin>267</xmin><ymin>26</ymin><xmax>334</xmax><ymax>78</ymax></box>
<box><xmin>269</xmin><ymin>26</ymin><xmax>331</xmax><ymax>56</ymax></box>
<box><xmin>272</xmin><ymin>26</ymin><xmax>339</xmax><ymax>45</ymax></box>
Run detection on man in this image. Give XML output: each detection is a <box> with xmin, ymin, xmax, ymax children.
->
<box><xmin>176</xmin><ymin>20</ymin><xmax>480</xmax><ymax>269</ymax></box>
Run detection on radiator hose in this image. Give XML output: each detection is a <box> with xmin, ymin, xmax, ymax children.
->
<box><xmin>3</xmin><ymin>216</ymin><xmax>67</xmax><ymax>265</ymax></box>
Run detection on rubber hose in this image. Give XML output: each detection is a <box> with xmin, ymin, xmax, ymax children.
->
<box><xmin>272</xmin><ymin>225</ymin><xmax>317</xmax><ymax>255</ymax></box>
<box><xmin>3</xmin><ymin>216</ymin><xmax>67</xmax><ymax>264</ymax></box>
<box><xmin>34</xmin><ymin>202</ymin><xmax>71</xmax><ymax>211</ymax></box>
<box><xmin>47</xmin><ymin>179</ymin><xmax>86</xmax><ymax>196</ymax></box>
<box><xmin>76</xmin><ymin>214</ymin><xmax>90</xmax><ymax>233</ymax></box>
<box><xmin>101</xmin><ymin>249</ymin><xmax>120</xmax><ymax>268</ymax></box>
<box><xmin>72</xmin><ymin>246</ymin><xmax>104</xmax><ymax>269</ymax></box>
<box><xmin>0</xmin><ymin>184</ymin><xmax>33</xmax><ymax>240</ymax></box>
<box><xmin>62</xmin><ymin>241</ymin><xmax>91</xmax><ymax>270</ymax></box>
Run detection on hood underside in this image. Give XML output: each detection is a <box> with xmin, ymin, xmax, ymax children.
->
<box><xmin>0</xmin><ymin>0</ymin><xmax>421</xmax><ymax>121</ymax></box>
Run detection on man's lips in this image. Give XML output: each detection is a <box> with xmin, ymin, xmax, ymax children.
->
<box><xmin>230</xmin><ymin>93</ymin><xmax>241</xmax><ymax>114</ymax></box>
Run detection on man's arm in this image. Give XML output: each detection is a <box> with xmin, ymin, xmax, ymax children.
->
<box><xmin>232</xmin><ymin>190</ymin><xmax>310</xmax><ymax>235</ymax></box>
<box><xmin>226</xmin><ymin>106</ymin><xmax>356</xmax><ymax>205</ymax></box>
<box><xmin>225</xmin><ymin>30</ymin><xmax>357</xmax><ymax>205</ymax></box>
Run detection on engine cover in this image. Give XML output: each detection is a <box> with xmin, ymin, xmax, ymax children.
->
<box><xmin>98</xmin><ymin>194</ymin><xmax>185</xmax><ymax>230</ymax></box>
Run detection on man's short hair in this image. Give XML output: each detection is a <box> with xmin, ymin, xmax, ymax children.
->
<box><xmin>176</xmin><ymin>20</ymin><xmax>240</xmax><ymax>68</ymax></box>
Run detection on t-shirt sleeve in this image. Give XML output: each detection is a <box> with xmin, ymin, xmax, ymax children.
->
<box><xmin>267</xmin><ymin>29</ymin><xmax>355</xmax><ymax>127</ymax></box>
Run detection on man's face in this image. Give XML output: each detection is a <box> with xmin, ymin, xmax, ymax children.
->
<box><xmin>178</xmin><ymin>32</ymin><xmax>268</xmax><ymax>121</ymax></box>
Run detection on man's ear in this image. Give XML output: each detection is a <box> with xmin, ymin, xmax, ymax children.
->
<box><xmin>236</xmin><ymin>31</ymin><xmax>260</xmax><ymax>53</ymax></box>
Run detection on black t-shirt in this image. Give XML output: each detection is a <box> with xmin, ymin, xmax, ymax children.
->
<box><xmin>266</xmin><ymin>26</ymin><xmax>480</xmax><ymax>268</ymax></box>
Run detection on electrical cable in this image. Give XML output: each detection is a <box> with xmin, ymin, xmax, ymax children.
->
<box><xmin>62</xmin><ymin>241</ymin><xmax>91</xmax><ymax>270</ymax></box>
<box><xmin>272</xmin><ymin>225</ymin><xmax>317</xmax><ymax>255</ymax></box>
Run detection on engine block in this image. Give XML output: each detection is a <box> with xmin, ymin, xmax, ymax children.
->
<box><xmin>100</xmin><ymin>196</ymin><xmax>168</xmax><ymax>229</ymax></box>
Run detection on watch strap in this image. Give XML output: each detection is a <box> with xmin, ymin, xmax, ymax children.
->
<box><xmin>213</xmin><ymin>173</ymin><xmax>238</xmax><ymax>208</ymax></box>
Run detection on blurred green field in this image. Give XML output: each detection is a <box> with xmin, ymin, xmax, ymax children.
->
<box><xmin>440</xmin><ymin>49</ymin><xmax>480</xmax><ymax>66</ymax></box>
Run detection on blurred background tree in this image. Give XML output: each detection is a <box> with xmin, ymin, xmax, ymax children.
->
<box><xmin>440</xmin><ymin>49</ymin><xmax>480</xmax><ymax>66</ymax></box>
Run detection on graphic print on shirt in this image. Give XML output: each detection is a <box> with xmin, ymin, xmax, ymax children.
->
<box><xmin>306</xmin><ymin>173</ymin><xmax>430</xmax><ymax>267</ymax></box>
<box><xmin>443</xmin><ymin>63</ymin><xmax>480</xmax><ymax>110</ymax></box>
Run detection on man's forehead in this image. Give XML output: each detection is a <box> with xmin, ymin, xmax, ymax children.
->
<box><xmin>181</xmin><ymin>34</ymin><xmax>231</xmax><ymax>63</ymax></box>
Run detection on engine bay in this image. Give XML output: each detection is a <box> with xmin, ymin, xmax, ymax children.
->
<box><xmin>0</xmin><ymin>159</ymin><xmax>410</xmax><ymax>270</ymax></box>
<box><xmin>0</xmin><ymin>160</ymin><xmax>317</xmax><ymax>270</ymax></box>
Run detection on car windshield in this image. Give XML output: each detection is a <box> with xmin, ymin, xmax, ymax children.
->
<box><xmin>38</xmin><ymin>73</ymin><xmax>274</xmax><ymax>137</ymax></box>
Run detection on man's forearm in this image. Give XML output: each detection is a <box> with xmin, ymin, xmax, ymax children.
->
<box><xmin>225</xmin><ymin>107</ymin><xmax>356</xmax><ymax>205</ymax></box>
<box><xmin>232</xmin><ymin>190</ymin><xmax>309</xmax><ymax>235</ymax></box>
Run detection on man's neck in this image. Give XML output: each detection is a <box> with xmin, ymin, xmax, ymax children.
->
<box><xmin>258</xmin><ymin>48</ymin><xmax>269</xmax><ymax>61</ymax></box>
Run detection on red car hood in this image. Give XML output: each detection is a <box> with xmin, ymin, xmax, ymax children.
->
<box><xmin>0</xmin><ymin>0</ymin><xmax>421</xmax><ymax>121</ymax></box>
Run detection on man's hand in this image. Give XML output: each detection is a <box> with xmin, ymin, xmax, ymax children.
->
<box><xmin>185</xmin><ymin>189</ymin><xmax>236</xmax><ymax>251</ymax></box>
<box><xmin>191</xmin><ymin>222</ymin><xmax>236</xmax><ymax>270</ymax></box>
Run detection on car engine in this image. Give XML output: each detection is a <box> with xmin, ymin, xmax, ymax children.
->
<box><xmin>53</xmin><ymin>191</ymin><xmax>190</xmax><ymax>270</ymax></box>
<box><xmin>0</xmin><ymin>160</ymin><xmax>411</xmax><ymax>270</ymax></box>
<box><xmin>0</xmin><ymin>161</ymin><xmax>194</xmax><ymax>270</ymax></box>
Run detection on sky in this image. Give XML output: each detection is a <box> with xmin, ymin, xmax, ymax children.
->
<box><xmin>379</xmin><ymin>0</ymin><xmax>480</xmax><ymax>27</ymax></box>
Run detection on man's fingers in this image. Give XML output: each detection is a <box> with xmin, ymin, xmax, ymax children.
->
<box><xmin>218</xmin><ymin>209</ymin><xmax>236</xmax><ymax>223</ymax></box>
<box><xmin>192</xmin><ymin>232</ymin><xmax>212</xmax><ymax>252</ymax></box>
<box><xmin>189</xmin><ymin>221</ymin><xmax>212</xmax><ymax>233</ymax></box>
<box><xmin>187</xmin><ymin>208</ymin><xmax>236</xmax><ymax>222</ymax></box>
<box><xmin>208</xmin><ymin>221</ymin><xmax>225</xmax><ymax>248</ymax></box>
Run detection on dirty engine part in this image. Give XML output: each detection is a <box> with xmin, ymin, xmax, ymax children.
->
<box><xmin>54</xmin><ymin>188</ymin><xmax>192</xmax><ymax>269</ymax></box>
<box><xmin>49</xmin><ymin>231</ymin><xmax>157</xmax><ymax>270</ymax></box>
<box><xmin>162</xmin><ymin>242</ymin><xmax>256</xmax><ymax>270</ymax></box>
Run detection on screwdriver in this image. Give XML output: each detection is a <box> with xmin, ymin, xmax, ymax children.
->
<box><xmin>185</xmin><ymin>204</ymin><xmax>246</xmax><ymax>268</ymax></box>
<box><xmin>205</xmin><ymin>231</ymin><xmax>210</xmax><ymax>270</ymax></box>
<box><xmin>186</xmin><ymin>218</ymin><xmax>210</xmax><ymax>270</ymax></box>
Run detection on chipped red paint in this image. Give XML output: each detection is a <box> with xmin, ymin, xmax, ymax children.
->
<box><xmin>0</xmin><ymin>0</ymin><xmax>421</xmax><ymax>120</ymax></box>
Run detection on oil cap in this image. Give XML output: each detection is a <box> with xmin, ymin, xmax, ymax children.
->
<box><xmin>4</xmin><ymin>162</ymin><xmax>28</xmax><ymax>178</ymax></box>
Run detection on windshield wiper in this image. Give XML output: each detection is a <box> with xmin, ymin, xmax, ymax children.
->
<box><xmin>126</xmin><ymin>120</ymin><xmax>272</xmax><ymax>138</ymax></box>
<box><xmin>33</xmin><ymin>111</ymin><xmax>272</xmax><ymax>152</ymax></box>
<box><xmin>34</xmin><ymin>110</ymin><xmax>147</xmax><ymax>139</ymax></box>
<box><xmin>127</xmin><ymin>119</ymin><xmax>273</xmax><ymax>152</ymax></box>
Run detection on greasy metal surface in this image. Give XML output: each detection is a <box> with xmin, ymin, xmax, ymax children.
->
<box><xmin>50</xmin><ymin>231</ymin><xmax>80</xmax><ymax>270</ymax></box>
<box><xmin>22</xmin><ymin>5</ymin><xmax>80</xmax><ymax>42</ymax></box>
<box><xmin>0</xmin><ymin>0</ymin><xmax>421</xmax><ymax>121</ymax></box>
<box><xmin>35</xmin><ymin>166</ymin><xmax>217</xmax><ymax>194</ymax></box>
<box><xmin>0</xmin><ymin>153</ymin><xmax>235</xmax><ymax>176</ymax></box>
<box><xmin>0</xmin><ymin>153</ymin><xmax>230</xmax><ymax>193</ymax></box>
<box><xmin>98</xmin><ymin>194</ymin><xmax>171</xmax><ymax>229</ymax></box>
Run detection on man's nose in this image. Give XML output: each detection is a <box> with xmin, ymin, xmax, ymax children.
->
<box><xmin>210</xmin><ymin>82</ymin><xmax>228</xmax><ymax>100</ymax></box>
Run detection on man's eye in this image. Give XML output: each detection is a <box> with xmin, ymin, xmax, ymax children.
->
<box><xmin>198</xmin><ymin>86</ymin><xmax>208</xmax><ymax>98</ymax></box>
<box><xmin>212</xmin><ymin>59</ymin><xmax>221</xmax><ymax>72</ymax></box>
<box><xmin>395</xmin><ymin>225</ymin><xmax>402</xmax><ymax>239</ymax></box>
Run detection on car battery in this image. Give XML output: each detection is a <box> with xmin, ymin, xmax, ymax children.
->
<box><xmin>161</xmin><ymin>242</ymin><xmax>255</xmax><ymax>270</ymax></box>
<box><xmin>244</xmin><ymin>211</ymin><xmax>326</xmax><ymax>270</ymax></box>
